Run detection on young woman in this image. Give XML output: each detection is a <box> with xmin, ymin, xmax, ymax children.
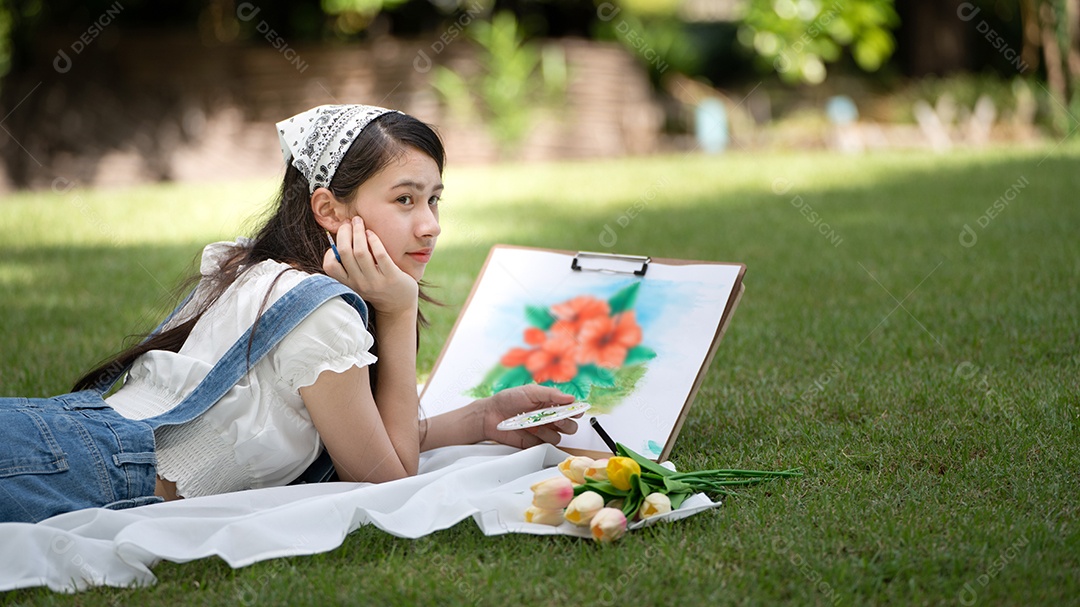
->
<box><xmin>1</xmin><ymin>104</ymin><xmax>576</xmax><ymax>522</ymax></box>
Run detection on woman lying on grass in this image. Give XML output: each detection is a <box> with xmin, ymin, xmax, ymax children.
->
<box><xmin>0</xmin><ymin>104</ymin><xmax>576</xmax><ymax>522</ymax></box>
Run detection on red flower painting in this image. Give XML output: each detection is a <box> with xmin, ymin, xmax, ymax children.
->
<box><xmin>576</xmin><ymin>311</ymin><xmax>643</xmax><ymax>368</ymax></box>
<box><xmin>473</xmin><ymin>282</ymin><xmax>656</xmax><ymax>411</ymax></box>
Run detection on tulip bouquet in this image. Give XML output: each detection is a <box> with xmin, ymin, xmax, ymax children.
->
<box><xmin>527</xmin><ymin>443</ymin><xmax>800</xmax><ymax>542</ymax></box>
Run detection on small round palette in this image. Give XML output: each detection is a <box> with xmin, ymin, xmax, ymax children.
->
<box><xmin>496</xmin><ymin>402</ymin><xmax>591</xmax><ymax>431</ymax></box>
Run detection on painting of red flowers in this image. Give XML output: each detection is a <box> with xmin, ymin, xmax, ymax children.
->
<box><xmin>469</xmin><ymin>282</ymin><xmax>656</xmax><ymax>413</ymax></box>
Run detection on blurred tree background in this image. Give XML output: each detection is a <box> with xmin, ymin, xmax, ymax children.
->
<box><xmin>0</xmin><ymin>0</ymin><xmax>1076</xmax><ymax>189</ymax></box>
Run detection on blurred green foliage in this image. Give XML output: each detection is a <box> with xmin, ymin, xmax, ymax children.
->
<box><xmin>320</xmin><ymin>0</ymin><xmax>407</xmax><ymax>35</ymax></box>
<box><xmin>6</xmin><ymin>0</ymin><xmax>1076</xmax><ymax>141</ymax></box>
<box><xmin>738</xmin><ymin>0</ymin><xmax>899</xmax><ymax>85</ymax></box>
<box><xmin>433</xmin><ymin>11</ymin><xmax>566</xmax><ymax>156</ymax></box>
<box><xmin>0</xmin><ymin>4</ymin><xmax>12</xmax><ymax>80</ymax></box>
<box><xmin>592</xmin><ymin>7</ymin><xmax>702</xmax><ymax>82</ymax></box>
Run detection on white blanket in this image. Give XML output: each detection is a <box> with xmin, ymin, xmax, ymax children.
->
<box><xmin>0</xmin><ymin>444</ymin><xmax>720</xmax><ymax>593</ymax></box>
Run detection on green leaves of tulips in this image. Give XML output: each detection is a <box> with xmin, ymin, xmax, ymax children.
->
<box><xmin>572</xmin><ymin>443</ymin><xmax>802</xmax><ymax>521</ymax></box>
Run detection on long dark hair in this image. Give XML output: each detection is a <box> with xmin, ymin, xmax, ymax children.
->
<box><xmin>74</xmin><ymin>111</ymin><xmax>445</xmax><ymax>392</ymax></box>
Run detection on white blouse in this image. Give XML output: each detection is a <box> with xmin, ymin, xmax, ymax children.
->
<box><xmin>107</xmin><ymin>239</ymin><xmax>377</xmax><ymax>498</ymax></box>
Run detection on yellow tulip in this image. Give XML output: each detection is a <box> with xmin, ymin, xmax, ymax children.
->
<box><xmin>638</xmin><ymin>492</ymin><xmax>672</xmax><ymax>519</ymax></box>
<box><xmin>524</xmin><ymin>505</ymin><xmax>565</xmax><ymax>526</ymax></box>
<box><xmin>589</xmin><ymin>507</ymin><xmax>628</xmax><ymax>542</ymax></box>
<box><xmin>557</xmin><ymin>456</ymin><xmax>594</xmax><ymax>485</ymax></box>
<box><xmin>563</xmin><ymin>491</ymin><xmax>604</xmax><ymax>526</ymax></box>
<box><xmin>606</xmin><ymin>456</ymin><xmax>641</xmax><ymax>491</ymax></box>
<box><xmin>530</xmin><ymin>476</ymin><xmax>575</xmax><ymax>510</ymax></box>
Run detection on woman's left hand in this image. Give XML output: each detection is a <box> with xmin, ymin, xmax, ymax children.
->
<box><xmin>324</xmin><ymin>217</ymin><xmax>419</xmax><ymax>317</ymax></box>
<box><xmin>478</xmin><ymin>385</ymin><xmax>579</xmax><ymax>448</ymax></box>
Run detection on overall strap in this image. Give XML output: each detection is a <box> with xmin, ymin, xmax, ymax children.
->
<box><xmin>144</xmin><ymin>274</ymin><xmax>368</xmax><ymax>430</ymax></box>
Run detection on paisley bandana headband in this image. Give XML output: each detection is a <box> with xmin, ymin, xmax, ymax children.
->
<box><xmin>276</xmin><ymin>104</ymin><xmax>400</xmax><ymax>193</ymax></box>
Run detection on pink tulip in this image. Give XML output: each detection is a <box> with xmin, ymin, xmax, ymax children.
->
<box><xmin>524</xmin><ymin>505</ymin><xmax>565</xmax><ymax>526</ymax></box>
<box><xmin>590</xmin><ymin>507</ymin><xmax>628</xmax><ymax>542</ymax></box>
<box><xmin>584</xmin><ymin>458</ymin><xmax>609</xmax><ymax>481</ymax></box>
<box><xmin>563</xmin><ymin>491</ymin><xmax>604</xmax><ymax>526</ymax></box>
<box><xmin>558</xmin><ymin>456</ymin><xmax>595</xmax><ymax>485</ymax></box>
<box><xmin>638</xmin><ymin>492</ymin><xmax>672</xmax><ymax>519</ymax></box>
<box><xmin>530</xmin><ymin>476</ymin><xmax>575</xmax><ymax>510</ymax></box>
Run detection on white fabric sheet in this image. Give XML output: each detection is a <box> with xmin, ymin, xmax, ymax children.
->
<box><xmin>0</xmin><ymin>444</ymin><xmax>721</xmax><ymax>593</ymax></box>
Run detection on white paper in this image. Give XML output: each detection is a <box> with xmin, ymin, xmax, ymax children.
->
<box><xmin>421</xmin><ymin>247</ymin><xmax>741</xmax><ymax>457</ymax></box>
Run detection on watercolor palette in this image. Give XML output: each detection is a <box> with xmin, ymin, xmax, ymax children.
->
<box><xmin>496</xmin><ymin>402</ymin><xmax>591</xmax><ymax>431</ymax></box>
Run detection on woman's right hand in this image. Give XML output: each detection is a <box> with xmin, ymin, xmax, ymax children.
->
<box><xmin>324</xmin><ymin>216</ymin><xmax>418</xmax><ymax>317</ymax></box>
<box><xmin>479</xmin><ymin>384</ymin><xmax>579</xmax><ymax>448</ymax></box>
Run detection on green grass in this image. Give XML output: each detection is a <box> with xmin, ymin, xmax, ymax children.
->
<box><xmin>2</xmin><ymin>144</ymin><xmax>1078</xmax><ymax>605</ymax></box>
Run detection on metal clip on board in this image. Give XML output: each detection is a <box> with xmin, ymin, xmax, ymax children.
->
<box><xmin>570</xmin><ymin>251</ymin><xmax>651</xmax><ymax>276</ymax></box>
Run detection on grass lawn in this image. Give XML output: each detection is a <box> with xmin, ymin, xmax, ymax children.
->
<box><xmin>1</xmin><ymin>143</ymin><xmax>1077</xmax><ymax>605</ymax></box>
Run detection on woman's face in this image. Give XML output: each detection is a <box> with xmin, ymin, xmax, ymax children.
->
<box><xmin>347</xmin><ymin>146</ymin><xmax>442</xmax><ymax>281</ymax></box>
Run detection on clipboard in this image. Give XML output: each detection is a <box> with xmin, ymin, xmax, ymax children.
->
<box><xmin>419</xmin><ymin>245</ymin><xmax>745</xmax><ymax>462</ymax></box>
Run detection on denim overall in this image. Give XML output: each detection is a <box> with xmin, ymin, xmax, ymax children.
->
<box><xmin>0</xmin><ymin>275</ymin><xmax>368</xmax><ymax>523</ymax></box>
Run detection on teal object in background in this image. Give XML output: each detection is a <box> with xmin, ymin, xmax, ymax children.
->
<box><xmin>826</xmin><ymin>95</ymin><xmax>859</xmax><ymax>125</ymax></box>
<box><xmin>695</xmin><ymin>98</ymin><xmax>729</xmax><ymax>154</ymax></box>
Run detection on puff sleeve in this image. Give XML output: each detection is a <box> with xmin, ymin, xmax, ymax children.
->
<box><xmin>271</xmin><ymin>296</ymin><xmax>377</xmax><ymax>391</ymax></box>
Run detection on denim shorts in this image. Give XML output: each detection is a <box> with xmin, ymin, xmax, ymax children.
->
<box><xmin>0</xmin><ymin>390</ymin><xmax>162</xmax><ymax>523</ymax></box>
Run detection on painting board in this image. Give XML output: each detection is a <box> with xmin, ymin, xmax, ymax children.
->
<box><xmin>419</xmin><ymin>245</ymin><xmax>745</xmax><ymax>461</ymax></box>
